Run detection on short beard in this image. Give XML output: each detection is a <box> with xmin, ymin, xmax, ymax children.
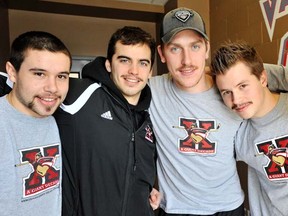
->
<box><xmin>28</xmin><ymin>101</ymin><xmax>54</xmax><ymax>117</ymax></box>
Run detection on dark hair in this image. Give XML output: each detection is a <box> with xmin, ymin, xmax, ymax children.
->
<box><xmin>9</xmin><ymin>31</ymin><xmax>72</xmax><ymax>71</ymax></box>
<box><xmin>106</xmin><ymin>26</ymin><xmax>156</xmax><ymax>68</ymax></box>
<box><xmin>210</xmin><ymin>41</ymin><xmax>264</xmax><ymax>81</ymax></box>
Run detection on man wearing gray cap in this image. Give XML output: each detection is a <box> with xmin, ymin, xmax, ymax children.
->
<box><xmin>148</xmin><ymin>7</ymin><xmax>245</xmax><ymax>215</ymax></box>
<box><xmin>149</xmin><ymin>7</ymin><xmax>288</xmax><ymax>216</ymax></box>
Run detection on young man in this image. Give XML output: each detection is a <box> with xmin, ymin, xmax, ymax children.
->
<box><xmin>0</xmin><ymin>31</ymin><xmax>71</xmax><ymax>216</ymax></box>
<box><xmin>54</xmin><ymin>26</ymin><xmax>159</xmax><ymax>216</ymax></box>
<box><xmin>148</xmin><ymin>8</ymin><xmax>245</xmax><ymax>215</ymax></box>
<box><xmin>211</xmin><ymin>41</ymin><xmax>288</xmax><ymax>216</ymax></box>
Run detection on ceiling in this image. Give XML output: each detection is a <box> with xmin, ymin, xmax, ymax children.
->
<box><xmin>115</xmin><ymin>0</ymin><xmax>169</xmax><ymax>6</ymax></box>
<box><xmin>5</xmin><ymin>0</ymin><xmax>169</xmax><ymax>23</ymax></box>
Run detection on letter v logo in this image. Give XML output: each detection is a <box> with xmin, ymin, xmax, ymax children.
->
<box><xmin>259</xmin><ymin>0</ymin><xmax>280</xmax><ymax>41</ymax></box>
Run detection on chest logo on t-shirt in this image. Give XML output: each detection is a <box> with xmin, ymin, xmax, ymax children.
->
<box><xmin>255</xmin><ymin>135</ymin><xmax>288</xmax><ymax>180</ymax></box>
<box><xmin>15</xmin><ymin>144</ymin><xmax>60</xmax><ymax>198</ymax></box>
<box><xmin>173</xmin><ymin>118</ymin><xmax>220</xmax><ymax>154</ymax></box>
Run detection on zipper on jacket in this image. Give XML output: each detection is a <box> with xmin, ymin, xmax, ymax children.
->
<box><xmin>132</xmin><ymin>132</ymin><xmax>137</xmax><ymax>171</ymax></box>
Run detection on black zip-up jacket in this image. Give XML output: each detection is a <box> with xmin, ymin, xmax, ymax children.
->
<box><xmin>54</xmin><ymin>57</ymin><xmax>157</xmax><ymax>216</ymax></box>
<box><xmin>0</xmin><ymin>72</ymin><xmax>12</xmax><ymax>97</ymax></box>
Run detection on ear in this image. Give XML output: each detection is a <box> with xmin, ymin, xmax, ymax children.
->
<box><xmin>6</xmin><ymin>61</ymin><xmax>17</xmax><ymax>83</ymax></box>
<box><xmin>157</xmin><ymin>45</ymin><xmax>166</xmax><ymax>63</ymax></box>
<box><xmin>105</xmin><ymin>59</ymin><xmax>112</xmax><ymax>73</ymax></box>
<box><xmin>260</xmin><ymin>69</ymin><xmax>268</xmax><ymax>87</ymax></box>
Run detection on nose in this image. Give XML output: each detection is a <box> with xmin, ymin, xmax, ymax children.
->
<box><xmin>128</xmin><ymin>63</ymin><xmax>139</xmax><ymax>75</ymax></box>
<box><xmin>44</xmin><ymin>77</ymin><xmax>58</xmax><ymax>93</ymax></box>
<box><xmin>232</xmin><ymin>91</ymin><xmax>242</xmax><ymax>105</ymax></box>
<box><xmin>181</xmin><ymin>49</ymin><xmax>192</xmax><ymax>66</ymax></box>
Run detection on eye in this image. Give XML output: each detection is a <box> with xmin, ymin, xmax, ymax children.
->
<box><xmin>34</xmin><ymin>72</ymin><xmax>45</xmax><ymax>77</ymax></box>
<box><xmin>191</xmin><ymin>44</ymin><xmax>200</xmax><ymax>51</ymax></box>
<box><xmin>140</xmin><ymin>61</ymin><xmax>149</xmax><ymax>67</ymax></box>
<box><xmin>221</xmin><ymin>91</ymin><xmax>231</xmax><ymax>97</ymax></box>
<box><xmin>58</xmin><ymin>74</ymin><xmax>69</xmax><ymax>80</ymax></box>
<box><xmin>119</xmin><ymin>58</ymin><xmax>130</xmax><ymax>64</ymax></box>
<box><xmin>239</xmin><ymin>84</ymin><xmax>248</xmax><ymax>89</ymax></box>
<box><xmin>170</xmin><ymin>46</ymin><xmax>180</xmax><ymax>53</ymax></box>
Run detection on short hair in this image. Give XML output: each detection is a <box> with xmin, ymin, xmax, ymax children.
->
<box><xmin>210</xmin><ymin>41</ymin><xmax>264</xmax><ymax>81</ymax></box>
<box><xmin>9</xmin><ymin>31</ymin><xmax>72</xmax><ymax>71</ymax></box>
<box><xmin>106</xmin><ymin>26</ymin><xmax>156</xmax><ymax>68</ymax></box>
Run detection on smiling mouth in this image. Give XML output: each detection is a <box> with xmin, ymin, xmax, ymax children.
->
<box><xmin>125</xmin><ymin>77</ymin><xmax>140</xmax><ymax>83</ymax></box>
<box><xmin>179</xmin><ymin>67</ymin><xmax>197</xmax><ymax>75</ymax></box>
<box><xmin>41</xmin><ymin>97</ymin><xmax>56</xmax><ymax>102</ymax></box>
<box><xmin>37</xmin><ymin>96</ymin><xmax>60</xmax><ymax>107</ymax></box>
<box><xmin>232</xmin><ymin>102</ymin><xmax>252</xmax><ymax>112</ymax></box>
<box><xmin>123</xmin><ymin>75</ymin><xmax>143</xmax><ymax>83</ymax></box>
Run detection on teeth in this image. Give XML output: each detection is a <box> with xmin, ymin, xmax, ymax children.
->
<box><xmin>42</xmin><ymin>98</ymin><xmax>55</xmax><ymax>102</ymax></box>
<box><xmin>181</xmin><ymin>68</ymin><xmax>195</xmax><ymax>73</ymax></box>
<box><xmin>126</xmin><ymin>78</ymin><xmax>139</xmax><ymax>83</ymax></box>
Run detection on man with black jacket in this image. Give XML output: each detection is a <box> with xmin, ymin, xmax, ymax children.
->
<box><xmin>54</xmin><ymin>26</ymin><xmax>159</xmax><ymax>216</ymax></box>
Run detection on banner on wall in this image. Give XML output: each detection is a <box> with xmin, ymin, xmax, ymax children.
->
<box><xmin>259</xmin><ymin>0</ymin><xmax>288</xmax><ymax>41</ymax></box>
<box><xmin>278</xmin><ymin>32</ymin><xmax>288</xmax><ymax>66</ymax></box>
<box><xmin>259</xmin><ymin>0</ymin><xmax>288</xmax><ymax>66</ymax></box>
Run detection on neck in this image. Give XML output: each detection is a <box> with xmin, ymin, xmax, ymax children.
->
<box><xmin>256</xmin><ymin>88</ymin><xmax>280</xmax><ymax>118</ymax></box>
<box><xmin>6</xmin><ymin>92</ymin><xmax>14</xmax><ymax>107</ymax></box>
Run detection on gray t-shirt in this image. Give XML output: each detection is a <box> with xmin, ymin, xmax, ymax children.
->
<box><xmin>0</xmin><ymin>96</ymin><xmax>62</xmax><ymax>216</ymax></box>
<box><xmin>235</xmin><ymin>93</ymin><xmax>288</xmax><ymax>216</ymax></box>
<box><xmin>149</xmin><ymin>74</ymin><xmax>244</xmax><ymax>214</ymax></box>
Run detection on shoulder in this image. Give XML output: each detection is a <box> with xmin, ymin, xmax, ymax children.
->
<box><xmin>0</xmin><ymin>96</ymin><xmax>6</xmax><ymax>108</ymax></box>
<box><xmin>0</xmin><ymin>72</ymin><xmax>12</xmax><ymax>97</ymax></box>
<box><xmin>0</xmin><ymin>72</ymin><xmax>8</xmax><ymax>80</ymax></box>
<box><xmin>61</xmin><ymin>78</ymin><xmax>102</xmax><ymax>115</ymax></box>
<box><xmin>64</xmin><ymin>78</ymin><xmax>100</xmax><ymax>104</ymax></box>
<box><xmin>149</xmin><ymin>74</ymin><xmax>170</xmax><ymax>89</ymax></box>
<box><xmin>149</xmin><ymin>74</ymin><xmax>169</xmax><ymax>83</ymax></box>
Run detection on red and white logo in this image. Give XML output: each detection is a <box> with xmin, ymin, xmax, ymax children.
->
<box><xmin>256</xmin><ymin>135</ymin><xmax>288</xmax><ymax>180</ymax></box>
<box><xmin>17</xmin><ymin>144</ymin><xmax>60</xmax><ymax>198</ymax></box>
<box><xmin>145</xmin><ymin>125</ymin><xmax>154</xmax><ymax>143</ymax></box>
<box><xmin>174</xmin><ymin>118</ymin><xmax>220</xmax><ymax>154</ymax></box>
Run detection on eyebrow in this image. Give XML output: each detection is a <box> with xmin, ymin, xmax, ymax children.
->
<box><xmin>117</xmin><ymin>55</ymin><xmax>151</xmax><ymax>64</ymax></box>
<box><xmin>29</xmin><ymin>68</ymin><xmax>46</xmax><ymax>72</ymax></box>
<box><xmin>29</xmin><ymin>68</ymin><xmax>70</xmax><ymax>75</ymax></box>
<box><xmin>168</xmin><ymin>39</ymin><xmax>203</xmax><ymax>47</ymax></box>
<box><xmin>219</xmin><ymin>80</ymin><xmax>249</xmax><ymax>93</ymax></box>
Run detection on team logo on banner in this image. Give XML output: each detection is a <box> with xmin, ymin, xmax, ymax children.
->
<box><xmin>259</xmin><ymin>0</ymin><xmax>288</xmax><ymax>41</ymax></box>
<box><xmin>278</xmin><ymin>32</ymin><xmax>288</xmax><ymax>66</ymax></box>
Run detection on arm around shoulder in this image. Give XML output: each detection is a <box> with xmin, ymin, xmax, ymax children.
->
<box><xmin>265</xmin><ymin>63</ymin><xmax>288</xmax><ymax>92</ymax></box>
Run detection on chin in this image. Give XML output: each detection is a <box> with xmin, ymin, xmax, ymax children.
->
<box><xmin>238</xmin><ymin>113</ymin><xmax>252</xmax><ymax>120</ymax></box>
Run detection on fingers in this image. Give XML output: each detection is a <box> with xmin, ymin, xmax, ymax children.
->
<box><xmin>149</xmin><ymin>188</ymin><xmax>161</xmax><ymax>210</ymax></box>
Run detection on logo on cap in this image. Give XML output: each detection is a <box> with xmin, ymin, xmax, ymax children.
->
<box><xmin>175</xmin><ymin>10</ymin><xmax>193</xmax><ymax>23</ymax></box>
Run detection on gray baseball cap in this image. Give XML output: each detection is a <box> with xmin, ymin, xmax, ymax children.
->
<box><xmin>161</xmin><ymin>7</ymin><xmax>209</xmax><ymax>43</ymax></box>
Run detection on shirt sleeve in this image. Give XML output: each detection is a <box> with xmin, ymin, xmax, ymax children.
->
<box><xmin>265</xmin><ymin>63</ymin><xmax>288</xmax><ymax>92</ymax></box>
